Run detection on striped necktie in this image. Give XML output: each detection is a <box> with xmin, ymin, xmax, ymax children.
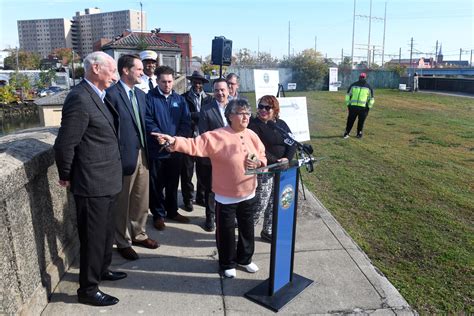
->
<box><xmin>148</xmin><ymin>78</ymin><xmax>154</xmax><ymax>91</ymax></box>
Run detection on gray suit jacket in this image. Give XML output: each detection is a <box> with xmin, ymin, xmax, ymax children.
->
<box><xmin>54</xmin><ymin>80</ymin><xmax>122</xmax><ymax>197</ymax></box>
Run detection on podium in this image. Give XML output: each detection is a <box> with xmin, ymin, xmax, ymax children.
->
<box><xmin>245</xmin><ymin>161</ymin><xmax>313</xmax><ymax>312</ymax></box>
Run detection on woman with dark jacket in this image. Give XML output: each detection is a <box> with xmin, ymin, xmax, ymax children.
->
<box><xmin>248</xmin><ymin>95</ymin><xmax>296</xmax><ymax>242</ymax></box>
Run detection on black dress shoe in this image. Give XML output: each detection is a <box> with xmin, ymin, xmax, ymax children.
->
<box><xmin>204</xmin><ymin>217</ymin><xmax>215</xmax><ymax>232</ymax></box>
<box><xmin>78</xmin><ymin>290</ymin><xmax>119</xmax><ymax>306</ymax></box>
<box><xmin>101</xmin><ymin>270</ymin><xmax>127</xmax><ymax>281</ymax></box>
<box><xmin>183</xmin><ymin>201</ymin><xmax>194</xmax><ymax>212</ymax></box>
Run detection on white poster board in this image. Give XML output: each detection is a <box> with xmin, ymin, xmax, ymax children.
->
<box><xmin>329</xmin><ymin>67</ymin><xmax>339</xmax><ymax>91</ymax></box>
<box><xmin>254</xmin><ymin>69</ymin><xmax>279</xmax><ymax>106</ymax></box>
<box><xmin>276</xmin><ymin>97</ymin><xmax>310</xmax><ymax>142</ymax></box>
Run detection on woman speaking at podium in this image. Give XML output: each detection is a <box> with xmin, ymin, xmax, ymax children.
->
<box><xmin>248</xmin><ymin>95</ymin><xmax>297</xmax><ymax>242</ymax></box>
<box><xmin>151</xmin><ymin>99</ymin><xmax>266</xmax><ymax>279</ymax></box>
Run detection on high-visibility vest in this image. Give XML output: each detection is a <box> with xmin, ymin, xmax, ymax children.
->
<box><xmin>345</xmin><ymin>82</ymin><xmax>374</xmax><ymax>108</ymax></box>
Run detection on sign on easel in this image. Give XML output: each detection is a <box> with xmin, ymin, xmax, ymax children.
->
<box><xmin>329</xmin><ymin>67</ymin><xmax>339</xmax><ymax>91</ymax></box>
<box><xmin>254</xmin><ymin>69</ymin><xmax>279</xmax><ymax>106</ymax></box>
<box><xmin>277</xmin><ymin>97</ymin><xmax>310</xmax><ymax>142</ymax></box>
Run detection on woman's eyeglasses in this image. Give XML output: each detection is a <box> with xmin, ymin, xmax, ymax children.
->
<box><xmin>258</xmin><ymin>104</ymin><xmax>273</xmax><ymax>111</ymax></box>
<box><xmin>233</xmin><ymin>112</ymin><xmax>251</xmax><ymax>117</ymax></box>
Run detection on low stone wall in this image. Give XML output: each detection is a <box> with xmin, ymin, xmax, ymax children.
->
<box><xmin>0</xmin><ymin>127</ymin><xmax>78</xmax><ymax>315</ymax></box>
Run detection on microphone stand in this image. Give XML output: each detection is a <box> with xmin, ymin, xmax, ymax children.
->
<box><xmin>267</xmin><ymin>121</ymin><xmax>319</xmax><ymax>200</ymax></box>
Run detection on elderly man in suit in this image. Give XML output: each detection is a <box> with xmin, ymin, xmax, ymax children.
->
<box><xmin>54</xmin><ymin>51</ymin><xmax>126</xmax><ymax>306</ymax></box>
<box><xmin>105</xmin><ymin>54</ymin><xmax>159</xmax><ymax>261</ymax></box>
<box><xmin>180</xmin><ymin>71</ymin><xmax>211</xmax><ymax>212</ymax></box>
<box><xmin>198</xmin><ymin>78</ymin><xmax>230</xmax><ymax>231</ymax></box>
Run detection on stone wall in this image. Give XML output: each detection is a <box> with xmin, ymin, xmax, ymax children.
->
<box><xmin>0</xmin><ymin>127</ymin><xmax>78</xmax><ymax>315</ymax></box>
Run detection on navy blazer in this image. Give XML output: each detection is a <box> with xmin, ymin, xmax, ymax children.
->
<box><xmin>54</xmin><ymin>80</ymin><xmax>122</xmax><ymax>196</ymax></box>
<box><xmin>105</xmin><ymin>82</ymin><xmax>148</xmax><ymax>176</ymax></box>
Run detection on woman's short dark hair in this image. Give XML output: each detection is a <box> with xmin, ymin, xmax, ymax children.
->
<box><xmin>224</xmin><ymin>99</ymin><xmax>252</xmax><ymax>125</ymax></box>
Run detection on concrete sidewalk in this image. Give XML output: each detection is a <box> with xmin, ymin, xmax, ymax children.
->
<box><xmin>43</xmin><ymin>186</ymin><xmax>415</xmax><ymax>315</ymax></box>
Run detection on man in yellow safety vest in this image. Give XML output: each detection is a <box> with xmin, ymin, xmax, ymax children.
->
<box><xmin>343</xmin><ymin>72</ymin><xmax>374</xmax><ymax>139</ymax></box>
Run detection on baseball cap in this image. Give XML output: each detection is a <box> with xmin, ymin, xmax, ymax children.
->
<box><xmin>359</xmin><ymin>72</ymin><xmax>367</xmax><ymax>78</ymax></box>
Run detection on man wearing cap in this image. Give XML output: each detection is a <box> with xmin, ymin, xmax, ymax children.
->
<box><xmin>343</xmin><ymin>72</ymin><xmax>374</xmax><ymax>139</ymax></box>
<box><xmin>180</xmin><ymin>71</ymin><xmax>212</xmax><ymax>212</ymax></box>
<box><xmin>136</xmin><ymin>50</ymin><xmax>158</xmax><ymax>94</ymax></box>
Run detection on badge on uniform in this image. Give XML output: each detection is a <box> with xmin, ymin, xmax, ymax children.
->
<box><xmin>172</xmin><ymin>102</ymin><xmax>179</xmax><ymax>108</ymax></box>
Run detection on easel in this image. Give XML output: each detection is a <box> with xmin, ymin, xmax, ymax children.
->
<box><xmin>276</xmin><ymin>83</ymin><xmax>286</xmax><ymax>97</ymax></box>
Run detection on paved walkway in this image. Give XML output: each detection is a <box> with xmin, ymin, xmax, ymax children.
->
<box><xmin>43</xmin><ymin>185</ymin><xmax>415</xmax><ymax>315</ymax></box>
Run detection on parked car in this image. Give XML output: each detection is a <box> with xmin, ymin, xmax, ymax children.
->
<box><xmin>37</xmin><ymin>89</ymin><xmax>55</xmax><ymax>97</ymax></box>
<box><xmin>48</xmin><ymin>86</ymin><xmax>63</xmax><ymax>93</ymax></box>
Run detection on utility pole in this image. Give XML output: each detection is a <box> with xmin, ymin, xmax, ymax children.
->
<box><xmin>367</xmin><ymin>0</ymin><xmax>373</xmax><ymax>67</ymax></box>
<box><xmin>140</xmin><ymin>2</ymin><xmax>143</xmax><ymax>33</ymax></box>
<box><xmin>372</xmin><ymin>45</ymin><xmax>375</xmax><ymax>65</ymax></box>
<box><xmin>459</xmin><ymin>48</ymin><xmax>462</xmax><ymax>62</ymax></box>
<box><xmin>351</xmin><ymin>0</ymin><xmax>356</xmax><ymax>66</ymax></box>
<box><xmin>470</xmin><ymin>49</ymin><xmax>473</xmax><ymax>67</ymax></box>
<box><xmin>314</xmin><ymin>36</ymin><xmax>317</xmax><ymax>51</ymax></box>
<box><xmin>399</xmin><ymin>47</ymin><xmax>401</xmax><ymax>64</ymax></box>
<box><xmin>341</xmin><ymin>48</ymin><xmax>344</xmax><ymax>64</ymax></box>
<box><xmin>71</xmin><ymin>50</ymin><xmax>75</xmax><ymax>87</ymax></box>
<box><xmin>287</xmin><ymin>21</ymin><xmax>291</xmax><ymax>57</ymax></box>
<box><xmin>435</xmin><ymin>40</ymin><xmax>439</xmax><ymax>68</ymax></box>
<box><xmin>409</xmin><ymin>37</ymin><xmax>414</xmax><ymax>87</ymax></box>
<box><xmin>381</xmin><ymin>2</ymin><xmax>387</xmax><ymax>67</ymax></box>
<box><xmin>16</xmin><ymin>47</ymin><xmax>19</xmax><ymax>71</ymax></box>
<box><xmin>257</xmin><ymin>36</ymin><xmax>260</xmax><ymax>58</ymax></box>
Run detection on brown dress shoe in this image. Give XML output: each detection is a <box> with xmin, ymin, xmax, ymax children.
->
<box><xmin>170</xmin><ymin>213</ymin><xmax>190</xmax><ymax>223</ymax></box>
<box><xmin>132</xmin><ymin>238</ymin><xmax>160</xmax><ymax>249</ymax></box>
<box><xmin>117</xmin><ymin>247</ymin><xmax>139</xmax><ymax>260</ymax></box>
<box><xmin>154</xmin><ymin>218</ymin><xmax>166</xmax><ymax>230</ymax></box>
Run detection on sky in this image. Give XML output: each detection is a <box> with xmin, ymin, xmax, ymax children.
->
<box><xmin>0</xmin><ymin>0</ymin><xmax>473</xmax><ymax>64</ymax></box>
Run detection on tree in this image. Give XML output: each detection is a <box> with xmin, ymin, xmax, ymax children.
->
<box><xmin>38</xmin><ymin>69</ymin><xmax>56</xmax><ymax>89</ymax></box>
<box><xmin>201</xmin><ymin>55</ymin><xmax>227</xmax><ymax>76</ymax></box>
<box><xmin>52</xmin><ymin>48</ymin><xmax>74</xmax><ymax>65</ymax></box>
<box><xmin>3</xmin><ymin>50</ymin><xmax>41</xmax><ymax>70</ymax></box>
<box><xmin>256</xmin><ymin>52</ymin><xmax>279</xmax><ymax>68</ymax></box>
<box><xmin>280</xmin><ymin>49</ymin><xmax>328</xmax><ymax>90</ymax></box>
<box><xmin>235</xmin><ymin>48</ymin><xmax>257</xmax><ymax>67</ymax></box>
<box><xmin>8</xmin><ymin>72</ymin><xmax>32</xmax><ymax>100</ymax></box>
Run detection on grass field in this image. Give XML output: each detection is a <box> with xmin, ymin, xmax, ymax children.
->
<box><xmin>246</xmin><ymin>90</ymin><xmax>474</xmax><ymax>313</ymax></box>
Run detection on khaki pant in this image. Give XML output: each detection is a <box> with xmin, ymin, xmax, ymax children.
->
<box><xmin>115</xmin><ymin>148</ymin><xmax>150</xmax><ymax>248</ymax></box>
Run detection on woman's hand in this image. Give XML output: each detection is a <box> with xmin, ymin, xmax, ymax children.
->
<box><xmin>245</xmin><ymin>153</ymin><xmax>261</xmax><ymax>169</ymax></box>
<box><xmin>151</xmin><ymin>132</ymin><xmax>176</xmax><ymax>152</ymax></box>
<box><xmin>277</xmin><ymin>157</ymin><xmax>289</xmax><ymax>164</ymax></box>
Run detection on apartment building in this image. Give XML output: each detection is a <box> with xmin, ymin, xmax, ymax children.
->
<box><xmin>18</xmin><ymin>18</ymin><xmax>72</xmax><ymax>57</ymax></box>
<box><xmin>72</xmin><ymin>8</ymin><xmax>146</xmax><ymax>57</ymax></box>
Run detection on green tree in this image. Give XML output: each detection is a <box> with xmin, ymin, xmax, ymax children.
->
<box><xmin>201</xmin><ymin>55</ymin><xmax>227</xmax><ymax>76</ymax></box>
<box><xmin>37</xmin><ymin>69</ymin><xmax>56</xmax><ymax>89</ymax></box>
<box><xmin>9</xmin><ymin>72</ymin><xmax>32</xmax><ymax>100</ymax></box>
<box><xmin>386</xmin><ymin>64</ymin><xmax>406</xmax><ymax>76</ymax></box>
<box><xmin>0</xmin><ymin>86</ymin><xmax>19</xmax><ymax>104</ymax></box>
<box><xmin>3</xmin><ymin>50</ymin><xmax>41</xmax><ymax>70</ymax></box>
<box><xmin>280</xmin><ymin>49</ymin><xmax>328</xmax><ymax>90</ymax></box>
<box><xmin>235</xmin><ymin>48</ymin><xmax>257</xmax><ymax>67</ymax></box>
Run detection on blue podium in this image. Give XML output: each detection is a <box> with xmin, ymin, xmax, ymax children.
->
<box><xmin>245</xmin><ymin>162</ymin><xmax>313</xmax><ymax>312</ymax></box>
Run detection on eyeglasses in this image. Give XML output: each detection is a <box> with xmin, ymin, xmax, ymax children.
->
<box><xmin>233</xmin><ymin>112</ymin><xmax>251</xmax><ymax>117</ymax></box>
<box><xmin>258</xmin><ymin>104</ymin><xmax>273</xmax><ymax>111</ymax></box>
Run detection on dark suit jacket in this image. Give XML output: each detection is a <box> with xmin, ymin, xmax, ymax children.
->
<box><xmin>198</xmin><ymin>99</ymin><xmax>227</xmax><ymax>134</ymax></box>
<box><xmin>105</xmin><ymin>82</ymin><xmax>148</xmax><ymax>176</ymax></box>
<box><xmin>54</xmin><ymin>80</ymin><xmax>122</xmax><ymax>197</ymax></box>
<box><xmin>182</xmin><ymin>89</ymin><xmax>211</xmax><ymax>135</ymax></box>
<box><xmin>198</xmin><ymin>99</ymin><xmax>227</xmax><ymax>165</ymax></box>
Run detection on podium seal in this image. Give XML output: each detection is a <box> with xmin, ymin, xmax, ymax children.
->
<box><xmin>280</xmin><ymin>185</ymin><xmax>294</xmax><ymax>209</ymax></box>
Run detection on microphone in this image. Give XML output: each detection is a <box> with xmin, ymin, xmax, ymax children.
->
<box><xmin>267</xmin><ymin>120</ymin><xmax>296</xmax><ymax>146</ymax></box>
<box><xmin>267</xmin><ymin>120</ymin><xmax>314</xmax><ymax>156</ymax></box>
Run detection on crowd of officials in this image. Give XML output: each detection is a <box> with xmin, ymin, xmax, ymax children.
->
<box><xmin>53</xmin><ymin>51</ymin><xmax>298</xmax><ymax>306</ymax></box>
